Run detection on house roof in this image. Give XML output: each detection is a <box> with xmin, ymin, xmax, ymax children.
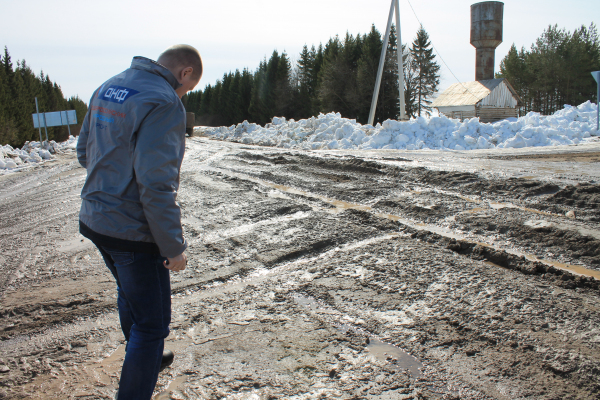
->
<box><xmin>431</xmin><ymin>78</ymin><xmax>521</xmax><ymax>108</ymax></box>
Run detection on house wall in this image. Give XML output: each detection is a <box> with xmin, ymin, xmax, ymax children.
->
<box><xmin>479</xmin><ymin>81</ymin><xmax>519</xmax><ymax>108</ymax></box>
<box><xmin>477</xmin><ymin>106</ymin><xmax>518</xmax><ymax>122</ymax></box>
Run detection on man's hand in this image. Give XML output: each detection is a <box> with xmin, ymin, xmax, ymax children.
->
<box><xmin>164</xmin><ymin>253</ymin><xmax>187</xmax><ymax>272</ymax></box>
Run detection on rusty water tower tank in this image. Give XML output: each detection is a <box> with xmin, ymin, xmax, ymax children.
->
<box><xmin>470</xmin><ymin>1</ymin><xmax>503</xmax><ymax>81</ymax></box>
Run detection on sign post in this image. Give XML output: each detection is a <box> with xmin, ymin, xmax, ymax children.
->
<box><xmin>592</xmin><ymin>71</ymin><xmax>600</xmax><ymax>132</ymax></box>
<box><xmin>32</xmin><ymin>110</ymin><xmax>78</xmax><ymax>139</ymax></box>
<box><xmin>34</xmin><ymin>97</ymin><xmax>43</xmax><ymax>143</ymax></box>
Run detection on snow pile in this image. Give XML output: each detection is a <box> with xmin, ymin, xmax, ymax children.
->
<box><xmin>201</xmin><ymin>101</ymin><xmax>598</xmax><ymax>151</ymax></box>
<box><xmin>0</xmin><ymin>136</ymin><xmax>78</xmax><ymax>172</ymax></box>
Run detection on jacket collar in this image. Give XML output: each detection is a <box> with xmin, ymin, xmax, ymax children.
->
<box><xmin>130</xmin><ymin>56</ymin><xmax>182</xmax><ymax>90</ymax></box>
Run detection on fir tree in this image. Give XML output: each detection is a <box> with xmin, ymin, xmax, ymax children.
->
<box><xmin>318</xmin><ymin>35</ymin><xmax>361</xmax><ymax>119</ymax></box>
<box><xmin>295</xmin><ymin>45</ymin><xmax>315</xmax><ymax>119</ymax></box>
<box><xmin>355</xmin><ymin>25</ymin><xmax>386</xmax><ymax>123</ymax></box>
<box><xmin>497</xmin><ymin>23</ymin><xmax>600</xmax><ymax>114</ymax></box>
<box><xmin>248</xmin><ymin>59</ymin><xmax>270</xmax><ymax>124</ymax></box>
<box><xmin>380</xmin><ymin>24</ymin><xmax>401</xmax><ymax>121</ymax></box>
<box><xmin>0</xmin><ymin>47</ymin><xmax>87</xmax><ymax>146</ymax></box>
<box><xmin>409</xmin><ymin>26</ymin><xmax>440</xmax><ymax>117</ymax></box>
<box><xmin>185</xmin><ymin>24</ymin><xmax>444</xmax><ymax>127</ymax></box>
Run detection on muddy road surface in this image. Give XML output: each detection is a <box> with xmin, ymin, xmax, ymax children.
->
<box><xmin>1</xmin><ymin>138</ymin><xmax>600</xmax><ymax>399</ymax></box>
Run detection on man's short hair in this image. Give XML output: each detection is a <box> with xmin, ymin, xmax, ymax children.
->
<box><xmin>158</xmin><ymin>45</ymin><xmax>203</xmax><ymax>80</ymax></box>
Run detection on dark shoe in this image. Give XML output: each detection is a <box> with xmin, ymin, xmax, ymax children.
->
<box><xmin>160</xmin><ymin>349</ymin><xmax>174</xmax><ymax>371</ymax></box>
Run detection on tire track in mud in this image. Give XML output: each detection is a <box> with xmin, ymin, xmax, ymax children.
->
<box><xmin>2</xmin><ymin>140</ymin><xmax>600</xmax><ymax>399</ymax></box>
<box><xmin>175</xmin><ymin>140</ymin><xmax>600</xmax><ymax>398</ymax></box>
<box><xmin>209</xmin><ymin>145</ymin><xmax>600</xmax><ymax>273</ymax></box>
<box><xmin>191</xmin><ymin>153</ymin><xmax>600</xmax><ymax>283</ymax></box>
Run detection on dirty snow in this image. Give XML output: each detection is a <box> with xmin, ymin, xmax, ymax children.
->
<box><xmin>202</xmin><ymin>101</ymin><xmax>598</xmax><ymax>151</ymax></box>
<box><xmin>0</xmin><ymin>136</ymin><xmax>77</xmax><ymax>172</ymax></box>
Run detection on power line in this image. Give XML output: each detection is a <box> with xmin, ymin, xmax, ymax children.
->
<box><xmin>405</xmin><ymin>0</ymin><xmax>480</xmax><ymax>102</ymax></box>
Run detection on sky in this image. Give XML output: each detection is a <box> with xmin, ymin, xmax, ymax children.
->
<box><xmin>1</xmin><ymin>0</ymin><xmax>598</xmax><ymax>105</ymax></box>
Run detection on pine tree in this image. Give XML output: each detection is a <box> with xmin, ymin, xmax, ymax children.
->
<box><xmin>0</xmin><ymin>50</ymin><xmax>17</xmax><ymax>145</ymax></box>
<box><xmin>497</xmin><ymin>44</ymin><xmax>528</xmax><ymax>113</ymax></box>
<box><xmin>318</xmin><ymin>35</ymin><xmax>361</xmax><ymax>119</ymax></box>
<box><xmin>248</xmin><ymin>59</ymin><xmax>270</xmax><ymax>124</ymax></box>
<box><xmin>410</xmin><ymin>26</ymin><xmax>440</xmax><ymax>117</ymax></box>
<box><xmin>198</xmin><ymin>84</ymin><xmax>213</xmax><ymax>125</ymax></box>
<box><xmin>380</xmin><ymin>24</ymin><xmax>401</xmax><ymax>121</ymax></box>
<box><xmin>0</xmin><ymin>47</ymin><xmax>86</xmax><ymax>146</ymax></box>
<box><xmin>357</xmin><ymin>25</ymin><xmax>383</xmax><ymax>123</ymax></box>
<box><xmin>238</xmin><ymin>68</ymin><xmax>253</xmax><ymax>121</ymax></box>
<box><xmin>185</xmin><ymin>25</ymin><xmax>444</xmax><ymax>127</ymax></box>
<box><xmin>185</xmin><ymin>90</ymin><xmax>202</xmax><ymax>115</ymax></box>
<box><xmin>295</xmin><ymin>45</ymin><xmax>315</xmax><ymax>119</ymax></box>
<box><xmin>272</xmin><ymin>51</ymin><xmax>293</xmax><ymax>118</ymax></box>
<box><xmin>209</xmin><ymin>80</ymin><xmax>223</xmax><ymax>124</ymax></box>
<box><xmin>497</xmin><ymin>23</ymin><xmax>600</xmax><ymax>114</ymax></box>
<box><xmin>403</xmin><ymin>44</ymin><xmax>419</xmax><ymax>118</ymax></box>
<box><xmin>311</xmin><ymin>44</ymin><xmax>325</xmax><ymax>115</ymax></box>
<box><xmin>67</xmin><ymin>95</ymin><xmax>88</xmax><ymax>136</ymax></box>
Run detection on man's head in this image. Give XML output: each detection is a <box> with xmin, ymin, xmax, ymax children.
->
<box><xmin>157</xmin><ymin>44</ymin><xmax>203</xmax><ymax>98</ymax></box>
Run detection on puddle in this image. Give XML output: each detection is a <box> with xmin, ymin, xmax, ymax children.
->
<box><xmin>366</xmin><ymin>338</ymin><xmax>423</xmax><ymax>378</ymax></box>
<box><xmin>292</xmin><ymin>294</ymin><xmax>423</xmax><ymax>378</ymax></box>
<box><xmin>479</xmin><ymin>242</ymin><xmax>600</xmax><ymax>280</ymax></box>
<box><xmin>462</xmin><ymin>207</ymin><xmax>487</xmax><ymax>214</ymax></box>
<box><xmin>489</xmin><ymin>201</ymin><xmax>555</xmax><ymax>216</ymax></box>
<box><xmin>154</xmin><ymin>375</ymin><xmax>188</xmax><ymax>399</ymax></box>
<box><xmin>522</xmin><ymin>254</ymin><xmax>600</xmax><ymax>280</ymax></box>
<box><xmin>101</xmin><ymin>344</ymin><xmax>125</xmax><ymax>366</ymax></box>
<box><xmin>524</xmin><ymin>219</ymin><xmax>600</xmax><ymax>240</ymax></box>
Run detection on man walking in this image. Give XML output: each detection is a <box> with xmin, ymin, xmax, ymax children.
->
<box><xmin>77</xmin><ymin>45</ymin><xmax>202</xmax><ymax>399</ymax></box>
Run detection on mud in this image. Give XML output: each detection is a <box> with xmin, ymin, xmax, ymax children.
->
<box><xmin>1</xmin><ymin>139</ymin><xmax>600</xmax><ymax>399</ymax></box>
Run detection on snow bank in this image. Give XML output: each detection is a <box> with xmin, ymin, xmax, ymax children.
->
<box><xmin>201</xmin><ymin>101</ymin><xmax>598</xmax><ymax>151</ymax></box>
<box><xmin>0</xmin><ymin>136</ymin><xmax>78</xmax><ymax>172</ymax></box>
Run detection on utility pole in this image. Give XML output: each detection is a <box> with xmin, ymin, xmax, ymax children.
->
<box><xmin>592</xmin><ymin>71</ymin><xmax>600</xmax><ymax>132</ymax></box>
<box><xmin>368</xmin><ymin>0</ymin><xmax>406</xmax><ymax>126</ymax></box>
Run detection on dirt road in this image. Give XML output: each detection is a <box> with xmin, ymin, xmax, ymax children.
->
<box><xmin>1</xmin><ymin>138</ymin><xmax>600</xmax><ymax>399</ymax></box>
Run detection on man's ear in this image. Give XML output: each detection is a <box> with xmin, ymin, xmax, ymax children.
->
<box><xmin>181</xmin><ymin>67</ymin><xmax>194</xmax><ymax>80</ymax></box>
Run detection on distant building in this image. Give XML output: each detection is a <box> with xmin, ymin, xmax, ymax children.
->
<box><xmin>431</xmin><ymin>78</ymin><xmax>522</xmax><ymax>123</ymax></box>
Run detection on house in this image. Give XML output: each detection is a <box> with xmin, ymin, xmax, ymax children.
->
<box><xmin>431</xmin><ymin>78</ymin><xmax>521</xmax><ymax>123</ymax></box>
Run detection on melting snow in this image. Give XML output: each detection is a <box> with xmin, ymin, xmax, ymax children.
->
<box><xmin>1</xmin><ymin>136</ymin><xmax>77</xmax><ymax>172</ymax></box>
<box><xmin>201</xmin><ymin>101</ymin><xmax>598</xmax><ymax>151</ymax></box>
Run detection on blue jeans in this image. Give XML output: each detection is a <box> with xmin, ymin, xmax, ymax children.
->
<box><xmin>97</xmin><ymin>246</ymin><xmax>171</xmax><ymax>400</ymax></box>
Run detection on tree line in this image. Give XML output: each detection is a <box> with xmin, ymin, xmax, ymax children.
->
<box><xmin>0</xmin><ymin>47</ymin><xmax>88</xmax><ymax>147</ymax></box>
<box><xmin>184</xmin><ymin>25</ymin><xmax>440</xmax><ymax>127</ymax></box>
<box><xmin>497</xmin><ymin>23</ymin><xmax>600</xmax><ymax>115</ymax></box>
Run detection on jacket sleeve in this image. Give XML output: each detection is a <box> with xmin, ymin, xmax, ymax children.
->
<box><xmin>133</xmin><ymin>100</ymin><xmax>187</xmax><ymax>258</ymax></box>
<box><xmin>76</xmin><ymin>109</ymin><xmax>91</xmax><ymax>168</ymax></box>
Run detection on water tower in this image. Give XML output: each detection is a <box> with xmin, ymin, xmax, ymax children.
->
<box><xmin>471</xmin><ymin>1</ymin><xmax>503</xmax><ymax>81</ymax></box>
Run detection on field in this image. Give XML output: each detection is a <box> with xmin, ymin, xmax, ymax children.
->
<box><xmin>1</xmin><ymin>137</ymin><xmax>600</xmax><ymax>399</ymax></box>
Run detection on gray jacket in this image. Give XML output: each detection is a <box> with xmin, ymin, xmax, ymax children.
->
<box><xmin>77</xmin><ymin>57</ymin><xmax>187</xmax><ymax>258</ymax></box>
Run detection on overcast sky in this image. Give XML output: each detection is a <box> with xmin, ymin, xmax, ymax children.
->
<box><xmin>1</xmin><ymin>0</ymin><xmax>598</xmax><ymax>104</ymax></box>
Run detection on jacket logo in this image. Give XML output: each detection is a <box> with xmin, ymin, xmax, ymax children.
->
<box><xmin>100</xmin><ymin>85</ymin><xmax>139</xmax><ymax>104</ymax></box>
<box><xmin>94</xmin><ymin>114</ymin><xmax>114</xmax><ymax>123</ymax></box>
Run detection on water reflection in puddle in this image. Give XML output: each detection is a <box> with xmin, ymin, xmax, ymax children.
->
<box><xmin>154</xmin><ymin>375</ymin><xmax>188</xmax><ymax>400</ymax></box>
<box><xmin>366</xmin><ymin>338</ymin><xmax>423</xmax><ymax>378</ymax></box>
<box><xmin>292</xmin><ymin>294</ymin><xmax>423</xmax><ymax>378</ymax></box>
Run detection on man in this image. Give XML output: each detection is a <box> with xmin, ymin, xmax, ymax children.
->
<box><xmin>77</xmin><ymin>45</ymin><xmax>202</xmax><ymax>399</ymax></box>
